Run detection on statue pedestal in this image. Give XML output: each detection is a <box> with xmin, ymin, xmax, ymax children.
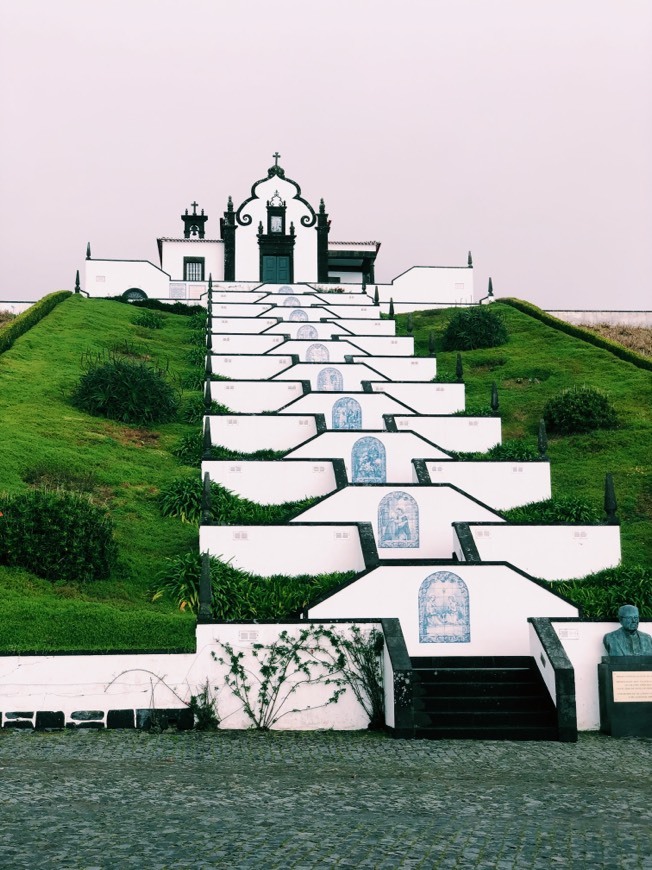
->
<box><xmin>598</xmin><ymin>656</ymin><xmax>652</xmax><ymax>737</ymax></box>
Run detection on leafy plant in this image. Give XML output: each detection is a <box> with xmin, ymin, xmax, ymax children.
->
<box><xmin>187</xmin><ymin>347</ymin><xmax>207</xmax><ymax>366</ymax></box>
<box><xmin>158</xmin><ymin>475</ymin><xmax>203</xmax><ymax>524</ymax></box>
<box><xmin>442</xmin><ymin>306</ymin><xmax>508</xmax><ymax>351</ymax></box>
<box><xmin>188</xmin><ymin>680</ymin><xmax>220</xmax><ymax>730</ymax></box>
<box><xmin>502</xmin><ymin>495</ymin><xmax>600</xmax><ymax>524</ymax></box>
<box><xmin>71</xmin><ymin>357</ymin><xmax>179</xmax><ymax>425</ymax></box>
<box><xmin>550</xmin><ymin>564</ymin><xmax>652</xmax><ymax>619</ymax></box>
<box><xmin>189</xmin><ymin>311</ymin><xmax>208</xmax><ymax>330</ymax></box>
<box><xmin>181</xmin><ymin>395</ymin><xmax>230</xmax><ymax>424</ymax></box>
<box><xmin>133</xmin><ymin>310</ymin><xmax>165</xmax><ymax>329</ymax></box>
<box><xmin>110</xmin><ymin>296</ymin><xmax>204</xmax><ymax>317</ymax></box>
<box><xmin>153</xmin><ymin>553</ymin><xmax>355</xmax><ymax>620</ymax></box>
<box><xmin>0</xmin><ymin>489</ymin><xmax>117</xmax><ymax>582</ymax></box>
<box><xmin>543</xmin><ymin>385</ymin><xmax>618</xmax><ymax>435</ymax></box>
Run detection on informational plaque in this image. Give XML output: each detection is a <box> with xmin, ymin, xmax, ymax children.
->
<box><xmin>612</xmin><ymin>671</ymin><xmax>652</xmax><ymax>703</ymax></box>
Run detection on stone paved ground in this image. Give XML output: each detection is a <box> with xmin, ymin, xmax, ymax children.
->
<box><xmin>0</xmin><ymin>730</ymin><xmax>651</xmax><ymax>869</ymax></box>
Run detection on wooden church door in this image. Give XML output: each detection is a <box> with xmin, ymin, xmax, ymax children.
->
<box><xmin>262</xmin><ymin>255</ymin><xmax>291</xmax><ymax>283</ymax></box>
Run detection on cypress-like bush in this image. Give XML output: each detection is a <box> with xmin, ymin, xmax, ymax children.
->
<box><xmin>543</xmin><ymin>386</ymin><xmax>618</xmax><ymax>435</ymax></box>
<box><xmin>0</xmin><ymin>489</ymin><xmax>117</xmax><ymax>582</ymax></box>
<box><xmin>442</xmin><ymin>306</ymin><xmax>508</xmax><ymax>351</ymax></box>
<box><xmin>71</xmin><ymin>358</ymin><xmax>179</xmax><ymax>425</ymax></box>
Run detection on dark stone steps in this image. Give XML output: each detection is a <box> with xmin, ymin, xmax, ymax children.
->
<box><xmin>414</xmin><ymin>695</ymin><xmax>552</xmax><ymax>713</ymax></box>
<box><xmin>413</xmin><ymin>725</ymin><xmax>560</xmax><ymax>741</ymax></box>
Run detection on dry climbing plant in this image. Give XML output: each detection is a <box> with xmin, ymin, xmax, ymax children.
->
<box><xmin>213</xmin><ymin>624</ymin><xmax>384</xmax><ymax>730</ymax></box>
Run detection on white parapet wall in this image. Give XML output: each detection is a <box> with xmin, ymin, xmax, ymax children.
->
<box><xmin>286</xmin><ymin>431</ymin><xmax>450</xmax><ymax>482</ymax></box>
<box><xmin>307</xmin><ymin>564</ymin><xmax>578</xmax><ymax>656</ymax></box>
<box><xmin>212</xmin><ymin>333</ymin><xmax>287</xmax><ymax>355</ymax></box>
<box><xmin>425</xmin><ymin>461</ymin><xmax>551</xmax><ymax>510</ymax></box>
<box><xmin>278</xmin><ymin>392</ymin><xmax>418</xmax><ymax>429</ymax></box>
<box><xmin>210</xmin><ymin>354</ymin><xmax>296</xmax><ymax>380</ymax></box>
<box><xmin>211</xmin><ymin>302</ymin><xmax>271</xmax><ymax>317</ymax></box>
<box><xmin>372</xmin><ymin>383</ymin><xmax>465</xmax><ymax>415</ymax></box>
<box><xmin>264</xmin><ymin>321</ymin><xmax>350</xmax><ymax>338</ymax></box>
<box><xmin>85</xmin><ymin>259</ymin><xmax>170</xmax><ymax>299</ymax></box>
<box><xmin>210</xmin><ymin>316</ymin><xmax>279</xmax><ymax>334</ymax></box>
<box><xmin>0</xmin><ymin>622</ymin><xmax>379</xmax><ymax>731</ymax></box>
<box><xmin>330</xmin><ymin>319</ymin><xmax>396</xmax><ymax>336</ymax></box>
<box><xmin>202</xmin><ymin>459</ymin><xmax>340</xmax><ymax>504</ymax></box>
<box><xmin>208</xmin><ymin>414</ymin><xmax>320</xmax><ymax>453</ymax></box>
<box><xmin>345</xmin><ymin>336</ymin><xmax>414</xmax><ymax>356</ymax></box>
<box><xmin>464</xmin><ymin>524</ymin><xmax>622</xmax><ymax>580</ymax></box>
<box><xmin>212</xmin><ymin>291</ymin><xmax>268</xmax><ymax>303</ymax></box>
<box><xmin>550</xmin><ymin>619</ymin><xmax>652</xmax><ymax>730</ymax></box>
<box><xmin>263</xmin><ymin>306</ymin><xmax>335</xmax><ymax>321</ymax></box>
<box><xmin>375</xmin><ymin>266</ymin><xmax>474</xmax><ymax>306</ymax></box>
<box><xmin>210</xmin><ymin>380</ymin><xmax>307</xmax><ymax>413</ymax></box>
<box><xmin>395</xmin><ymin>415</ymin><xmax>501</xmax><ymax>452</ymax></box>
<box><xmin>199</xmin><ymin>524</ymin><xmax>368</xmax><ymax>575</ymax></box>
<box><xmin>360</xmin><ymin>357</ymin><xmax>437</xmax><ymax>382</ymax></box>
<box><xmin>272</xmin><ymin>362</ymin><xmax>389</xmax><ymax>390</ymax></box>
<box><xmin>292</xmin><ymin>485</ymin><xmax>503</xmax><ymax>560</ymax></box>
<box><xmin>267</xmin><ymin>340</ymin><xmax>370</xmax><ymax>363</ymax></box>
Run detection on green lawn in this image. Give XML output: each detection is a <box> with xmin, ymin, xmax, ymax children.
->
<box><xmin>399</xmin><ymin>303</ymin><xmax>652</xmax><ymax>565</ymax></box>
<box><xmin>0</xmin><ymin>296</ymin><xmax>200</xmax><ymax>651</ymax></box>
<box><xmin>0</xmin><ymin>297</ymin><xmax>649</xmax><ymax>651</ymax></box>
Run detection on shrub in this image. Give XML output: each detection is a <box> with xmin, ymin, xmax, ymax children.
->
<box><xmin>153</xmin><ymin>553</ymin><xmax>356</xmax><ymax>620</ymax></box>
<box><xmin>502</xmin><ymin>495</ymin><xmax>600</xmax><ymax>524</ymax></box>
<box><xmin>550</xmin><ymin>565</ymin><xmax>652</xmax><ymax>619</ymax></box>
<box><xmin>159</xmin><ymin>476</ymin><xmax>203</xmax><ymax>524</ymax></box>
<box><xmin>187</xmin><ymin>347</ymin><xmax>207</xmax><ymax>366</ymax></box>
<box><xmin>109</xmin><ymin>297</ymin><xmax>204</xmax><ymax>317</ymax></box>
<box><xmin>173</xmin><ymin>431</ymin><xmax>205</xmax><ymax>466</ymax></box>
<box><xmin>189</xmin><ymin>310</ymin><xmax>208</xmax><ymax>330</ymax></box>
<box><xmin>0</xmin><ymin>291</ymin><xmax>71</xmax><ymax>356</ymax></box>
<box><xmin>543</xmin><ymin>385</ymin><xmax>618</xmax><ymax>435</ymax></box>
<box><xmin>181</xmin><ymin>395</ymin><xmax>230</xmax><ymax>424</ymax></box>
<box><xmin>133</xmin><ymin>310</ymin><xmax>165</xmax><ymax>329</ymax></box>
<box><xmin>71</xmin><ymin>358</ymin><xmax>179</xmax><ymax>425</ymax></box>
<box><xmin>442</xmin><ymin>306</ymin><xmax>508</xmax><ymax>351</ymax></box>
<box><xmin>0</xmin><ymin>489</ymin><xmax>117</xmax><ymax>582</ymax></box>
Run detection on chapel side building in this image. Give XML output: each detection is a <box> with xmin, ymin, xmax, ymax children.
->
<box><xmin>84</xmin><ymin>156</ymin><xmax>475</xmax><ymax>308</ymax></box>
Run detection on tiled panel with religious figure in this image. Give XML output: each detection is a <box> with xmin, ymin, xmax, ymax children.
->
<box><xmin>332</xmin><ymin>397</ymin><xmax>362</xmax><ymax>430</ymax></box>
<box><xmin>306</xmin><ymin>343</ymin><xmax>330</xmax><ymax>362</ymax></box>
<box><xmin>289</xmin><ymin>309</ymin><xmax>308</xmax><ymax>321</ymax></box>
<box><xmin>317</xmin><ymin>367</ymin><xmax>344</xmax><ymax>391</ymax></box>
<box><xmin>378</xmin><ymin>491</ymin><xmax>419</xmax><ymax>548</ymax></box>
<box><xmin>418</xmin><ymin>571</ymin><xmax>470</xmax><ymax>643</ymax></box>
<box><xmin>352</xmin><ymin>436</ymin><xmax>386</xmax><ymax>483</ymax></box>
<box><xmin>283</xmin><ymin>296</ymin><xmax>301</xmax><ymax>307</ymax></box>
<box><xmin>297</xmin><ymin>324</ymin><xmax>318</xmax><ymax>339</ymax></box>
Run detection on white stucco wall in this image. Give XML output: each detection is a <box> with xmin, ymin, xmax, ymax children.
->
<box><xmin>426</xmin><ymin>461</ymin><xmax>551</xmax><ymax>509</ymax></box>
<box><xmin>212</xmin><ymin>334</ymin><xmax>286</xmax><ymax>355</ymax></box>
<box><xmin>272</xmin><ymin>362</ymin><xmax>389</xmax><ymax>390</ymax></box>
<box><xmin>293</xmin><ymin>485</ymin><xmax>502</xmax><ymax>560</ymax></box>
<box><xmin>159</xmin><ymin>239</ymin><xmax>224</xmax><ymax>282</ymax></box>
<box><xmin>264</xmin><ymin>321</ymin><xmax>349</xmax><ymax>338</ymax></box>
<box><xmin>208</xmin><ymin>414</ymin><xmax>319</xmax><ymax>453</ymax></box>
<box><xmin>372</xmin><ymin>383</ymin><xmax>465</xmax><ymax>415</ymax></box>
<box><xmin>468</xmin><ymin>524</ymin><xmax>622</xmax><ymax>580</ymax></box>
<box><xmin>85</xmin><ymin>259</ymin><xmax>170</xmax><ymax>299</ymax></box>
<box><xmin>278</xmin><ymin>393</ymin><xmax>418</xmax><ymax>429</ymax></box>
<box><xmin>396</xmin><ymin>415</ymin><xmax>501</xmax><ymax>452</ymax></box>
<box><xmin>212</xmin><ymin>303</ymin><xmax>272</xmax><ymax>317</ymax></box>
<box><xmin>210</xmin><ymin>354</ymin><xmax>295</xmax><ymax>379</ymax></box>
<box><xmin>308</xmin><ymin>564</ymin><xmax>578</xmax><ymax>656</ymax></box>
<box><xmin>258</xmin><ymin>293</ymin><xmax>320</xmax><ymax>307</ymax></box>
<box><xmin>551</xmin><ymin>619</ymin><xmax>652</xmax><ymax>730</ymax></box>
<box><xmin>212</xmin><ymin>291</ymin><xmax>267</xmax><ymax>303</ymax></box>
<box><xmin>345</xmin><ymin>336</ymin><xmax>414</xmax><ymax>356</ymax></box>
<box><xmin>334</xmin><ymin>319</ymin><xmax>396</xmax><ymax>336</ymax></box>
<box><xmin>263</xmin><ymin>306</ymin><xmax>334</xmax><ymax>321</ymax></box>
<box><xmin>360</xmin><ymin>357</ymin><xmax>437</xmax><ymax>382</ymax></box>
<box><xmin>199</xmin><ymin>524</ymin><xmax>367</xmax><ymax>575</ymax></box>
<box><xmin>321</xmin><ymin>305</ymin><xmax>380</xmax><ymax>320</ymax></box>
<box><xmin>210</xmin><ymin>316</ymin><xmax>279</xmax><ymax>334</ymax></box>
<box><xmin>267</xmin><ymin>340</ymin><xmax>368</xmax><ymax>363</ymax></box>
<box><xmin>202</xmin><ymin>459</ymin><xmax>339</xmax><ymax>504</ymax></box>
<box><xmin>376</xmin><ymin>266</ymin><xmax>475</xmax><ymax>305</ymax></box>
<box><xmin>210</xmin><ymin>381</ymin><xmax>307</xmax><ymax>413</ymax></box>
<box><xmin>286</xmin><ymin>431</ymin><xmax>450</xmax><ymax>481</ymax></box>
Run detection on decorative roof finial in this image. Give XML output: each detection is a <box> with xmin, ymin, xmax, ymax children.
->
<box><xmin>273</xmin><ymin>151</ymin><xmax>281</xmax><ymax>167</ymax></box>
<box><xmin>488</xmin><ymin>277</ymin><xmax>494</xmax><ymax>297</ymax></box>
<box><xmin>74</xmin><ymin>269</ymin><xmax>81</xmax><ymax>294</ymax></box>
<box><xmin>86</xmin><ymin>242</ymin><xmax>91</xmax><ymax>260</ymax></box>
<box><xmin>467</xmin><ymin>250</ymin><xmax>473</xmax><ymax>267</ymax></box>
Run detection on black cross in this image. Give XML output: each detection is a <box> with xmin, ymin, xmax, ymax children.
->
<box><xmin>273</xmin><ymin>152</ymin><xmax>281</xmax><ymax>166</ymax></box>
<box><xmin>191</xmin><ymin>201</ymin><xmax>198</xmax><ymax>213</ymax></box>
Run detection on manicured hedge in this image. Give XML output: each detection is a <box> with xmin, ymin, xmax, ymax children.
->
<box><xmin>499</xmin><ymin>298</ymin><xmax>652</xmax><ymax>372</ymax></box>
<box><xmin>0</xmin><ymin>292</ymin><xmax>72</xmax><ymax>355</ymax></box>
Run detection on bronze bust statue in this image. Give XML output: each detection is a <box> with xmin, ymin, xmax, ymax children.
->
<box><xmin>603</xmin><ymin>605</ymin><xmax>652</xmax><ymax>656</ymax></box>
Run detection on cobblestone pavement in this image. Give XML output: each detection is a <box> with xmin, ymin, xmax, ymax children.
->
<box><xmin>0</xmin><ymin>730</ymin><xmax>651</xmax><ymax>869</ymax></box>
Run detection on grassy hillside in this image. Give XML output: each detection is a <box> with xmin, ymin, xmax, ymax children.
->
<box><xmin>0</xmin><ymin>296</ymin><xmax>200</xmax><ymax>651</ymax></box>
<box><xmin>0</xmin><ymin>296</ymin><xmax>649</xmax><ymax>652</ymax></box>
<box><xmin>399</xmin><ymin>302</ymin><xmax>652</xmax><ymax>565</ymax></box>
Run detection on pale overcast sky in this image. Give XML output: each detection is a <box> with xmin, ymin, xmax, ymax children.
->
<box><xmin>0</xmin><ymin>0</ymin><xmax>650</xmax><ymax>310</ymax></box>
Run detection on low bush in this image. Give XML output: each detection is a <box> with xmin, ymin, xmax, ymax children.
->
<box><xmin>153</xmin><ymin>552</ymin><xmax>356</xmax><ymax>620</ymax></box>
<box><xmin>442</xmin><ymin>306</ymin><xmax>508</xmax><ymax>351</ymax></box>
<box><xmin>189</xmin><ymin>310</ymin><xmax>208</xmax><ymax>330</ymax></box>
<box><xmin>550</xmin><ymin>565</ymin><xmax>652</xmax><ymax>619</ymax></box>
<box><xmin>502</xmin><ymin>495</ymin><xmax>600</xmax><ymax>524</ymax></box>
<box><xmin>543</xmin><ymin>385</ymin><xmax>618</xmax><ymax>435</ymax></box>
<box><xmin>0</xmin><ymin>291</ymin><xmax>71</xmax><ymax>356</ymax></box>
<box><xmin>451</xmin><ymin>439</ymin><xmax>540</xmax><ymax>462</ymax></box>
<box><xmin>109</xmin><ymin>297</ymin><xmax>204</xmax><ymax>317</ymax></box>
<box><xmin>71</xmin><ymin>358</ymin><xmax>179</xmax><ymax>425</ymax></box>
<box><xmin>158</xmin><ymin>476</ymin><xmax>203</xmax><ymax>524</ymax></box>
<box><xmin>0</xmin><ymin>489</ymin><xmax>117</xmax><ymax>583</ymax></box>
<box><xmin>133</xmin><ymin>310</ymin><xmax>165</xmax><ymax>329</ymax></box>
<box><xmin>181</xmin><ymin>395</ymin><xmax>230</xmax><ymax>424</ymax></box>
